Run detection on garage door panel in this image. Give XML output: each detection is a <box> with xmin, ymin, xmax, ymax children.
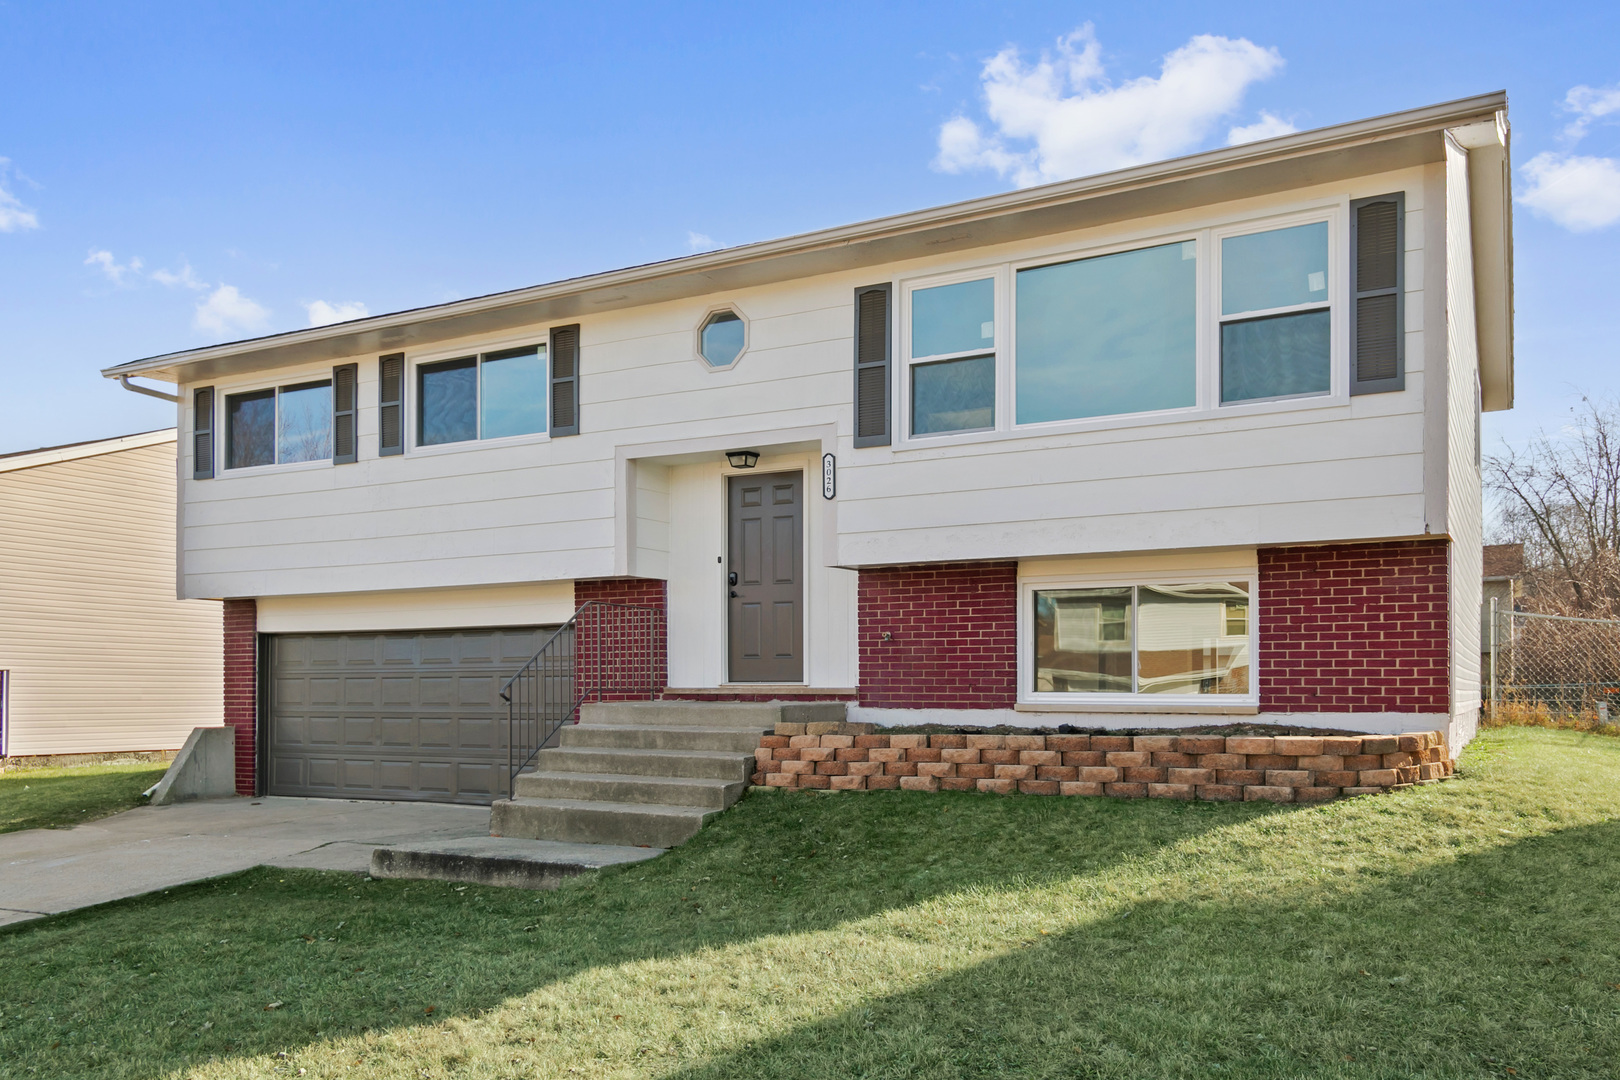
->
<box><xmin>268</xmin><ymin>626</ymin><xmax>561</xmax><ymax>805</ymax></box>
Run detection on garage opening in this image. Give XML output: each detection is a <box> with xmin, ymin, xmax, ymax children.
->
<box><xmin>265</xmin><ymin>626</ymin><xmax>565</xmax><ymax>804</ymax></box>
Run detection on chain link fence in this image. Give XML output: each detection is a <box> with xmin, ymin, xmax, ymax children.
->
<box><xmin>1486</xmin><ymin>603</ymin><xmax>1620</xmax><ymax>724</ymax></box>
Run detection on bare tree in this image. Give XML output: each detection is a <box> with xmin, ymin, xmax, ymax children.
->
<box><xmin>1486</xmin><ymin>394</ymin><xmax>1620</xmax><ymax>616</ymax></box>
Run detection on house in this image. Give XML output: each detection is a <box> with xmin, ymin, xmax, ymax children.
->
<box><xmin>1480</xmin><ymin>542</ymin><xmax>1524</xmax><ymax>689</ymax></box>
<box><xmin>101</xmin><ymin>93</ymin><xmax>1513</xmax><ymax>807</ymax></box>
<box><xmin>0</xmin><ymin>430</ymin><xmax>223</xmax><ymax>762</ymax></box>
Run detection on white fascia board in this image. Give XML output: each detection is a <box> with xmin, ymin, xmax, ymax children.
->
<box><xmin>0</xmin><ymin>428</ymin><xmax>176</xmax><ymax>476</ymax></box>
<box><xmin>1451</xmin><ymin>113</ymin><xmax>1514</xmax><ymax>412</ymax></box>
<box><xmin>104</xmin><ymin>93</ymin><xmax>1509</xmax><ymax>387</ymax></box>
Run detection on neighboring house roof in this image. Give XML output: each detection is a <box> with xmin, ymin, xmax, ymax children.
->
<box><xmin>0</xmin><ymin>428</ymin><xmax>176</xmax><ymax>475</ymax></box>
<box><xmin>100</xmin><ymin>92</ymin><xmax>1512</xmax><ymax>408</ymax></box>
<box><xmin>1483</xmin><ymin>543</ymin><xmax>1525</xmax><ymax>580</ymax></box>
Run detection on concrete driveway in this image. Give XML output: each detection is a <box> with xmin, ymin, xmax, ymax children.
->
<box><xmin>0</xmin><ymin>796</ymin><xmax>490</xmax><ymax>927</ymax></box>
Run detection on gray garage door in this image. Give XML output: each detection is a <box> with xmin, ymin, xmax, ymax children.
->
<box><xmin>266</xmin><ymin>627</ymin><xmax>561</xmax><ymax>805</ymax></box>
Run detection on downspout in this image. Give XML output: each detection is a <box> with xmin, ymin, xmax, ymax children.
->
<box><xmin>117</xmin><ymin>375</ymin><xmax>180</xmax><ymax>403</ymax></box>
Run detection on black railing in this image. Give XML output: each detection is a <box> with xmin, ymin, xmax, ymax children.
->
<box><xmin>501</xmin><ymin>601</ymin><xmax>663</xmax><ymax>794</ymax></box>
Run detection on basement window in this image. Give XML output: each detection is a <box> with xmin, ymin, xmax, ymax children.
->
<box><xmin>1023</xmin><ymin>579</ymin><xmax>1256</xmax><ymax>702</ymax></box>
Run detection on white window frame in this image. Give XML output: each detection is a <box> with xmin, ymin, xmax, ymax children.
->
<box><xmin>407</xmin><ymin>335</ymin><xmax>551</xmax><ymax>455</ymax></box>
<box><xmin>890</xmin><ymin>199</ymin><xmax>1353</xmax><ymax>452</ymax></box>
<box><xmin>218</xmin><ymin>376</ymin><xmax>335</xmax><ymax>473</ymax></box>
<box><xmin>898</xmin><ymin>266</ymin><xmax>1008</xmax><ymax>440</ymax></box>
<box><xmin>1017</xmin><ymin>567</ymin><xmax>1260</xmax><ymax>708</ymax></box>
<box><xmin>1211</xmin><ymin>207</ymin><xmax>1345</xmax><ymax>407</ymax></box>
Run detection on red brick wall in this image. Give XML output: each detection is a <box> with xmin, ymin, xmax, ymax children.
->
<box><xmin>1259</xmin><ymin>540</ymin><xmax>1450</xmax><ymax>713</ymax></box>
<box><xmin>858</xmin><ymin>561</ymin><xmax>1017</xmax><ymax>709</ymax></box>
<box><xmin>223</xmin><ymin>598</ymin><xmax>258</xmax><ymax>796</ymax></box>
<box><xmin>574</xmin><ymin>578</ymin><xmax>667</xmax><ymax>701</ymax></box>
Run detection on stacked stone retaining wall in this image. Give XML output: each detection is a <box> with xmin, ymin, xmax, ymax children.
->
<box><xmin>754</xmin><ymin>724</ymin><xmax>1453</xmax><ymax>803</ymax></box>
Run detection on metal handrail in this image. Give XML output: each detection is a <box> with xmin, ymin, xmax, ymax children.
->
<box><xmin>500</xmin><ymin>600</ymin><xmax>663</xmax><ymax>795</ymax></box>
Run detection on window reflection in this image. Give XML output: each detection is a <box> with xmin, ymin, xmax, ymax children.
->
<box><xmin>418</xmin><ymin>357</ymin><xmax>478</xmax><ymax>446</ymax></box>
<box><xmin>226</xmin><ymin>389</ymin><xmax>275</xmax><ymax>469</ymax></box>
<box><xmin>1033</xmin><ymin>582</ymin><xmax>1251</xmax><ymax>696</ymax></box>
<box><xmin>277</xmin><ymin>382</ymin><xmax>332</xmax><ymax>464</ymax></box>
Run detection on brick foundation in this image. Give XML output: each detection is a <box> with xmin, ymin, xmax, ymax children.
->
<box><xmin>574</xmin><ymin>578</ymin><xmax>668</xmax><ymax>701</ymax></box>
<box><xmin>858</xmin><ymin>561</ymin><xmax>1016</xmax><ymax>709</ymax></box>
<box><xmin>1259</xmin><ymin>540</ymin><xmax>1449</xmax><ymax>713</ymax></box>
<box><xmin>223</xmin><ymin>598</ymin><xmax>258</xmax><ymax>796</ymax></box>
<box><xmin>754</xmin><ymin>724</ymin><xmax>1452</xmax><ymax>801</ymax></box>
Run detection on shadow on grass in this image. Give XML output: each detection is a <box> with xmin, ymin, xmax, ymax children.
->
<box><xmin>659</xmin><ymin>817</ymin><xmax>1620</xmax><ymax>1080</ymax></box>
<box><xmin>0</xmin><ymin>787</ymin><xmax>1254</xmax><ymax>1076</ymax></box>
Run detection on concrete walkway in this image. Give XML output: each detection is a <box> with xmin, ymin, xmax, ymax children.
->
<box><xmin>0</xmin><ymin>796</ymin><xmax>490</xmax><ymax>927</ymax></box>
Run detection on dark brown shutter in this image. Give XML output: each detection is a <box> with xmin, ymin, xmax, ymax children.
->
<box><xmin>549</xmin><ymin>324</ymin><xmax>580</xmax><ymax>436</ymax></box>
<box><xmin>1350</xmin><ymin>193</ymin><xmax>1405</xmax><ymax>394</ymax></box>
<box><xmin>378</xmin><ymin>353</ymin><xmax>404</xmax><ymax>456</ymax></box>
<box><xmin>192</xmin><ymin>386</ymin><xmax>214</xmax><ymax>480</ymax></box>
<box><xmin>332</xmin><ymin>363</ymin><xmax>358</xmax><ymax>464</ymax></box>
<box><xmin>853</xmin><ymin>283</ymin><xmax>891</xmax><ymax>447</ymax></box>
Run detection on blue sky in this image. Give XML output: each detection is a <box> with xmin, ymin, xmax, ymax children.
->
<box><xmin>1</xmin><ymin>1</ymin><xmax>1616</xmax><ymax>456</ymax></box>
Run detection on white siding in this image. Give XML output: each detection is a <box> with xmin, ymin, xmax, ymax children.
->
<box><xmin>1444</xmin><ymin>136</ymin><xmax>1485</xmax><ymax>750</ymax></box>
<box><xmin>0</xmin><ymin>437</ymin><xmax>222</xmax><ymax>755</ymax></box>
<box><xmin>179</xmin><ymin>168</ymin><xmax>1441</xmax><ymax>608</ymax></box>
<box><xmin>255</xmin><ymin>582</ymin><xmax>575</xmax><ymax>634</ymax></box>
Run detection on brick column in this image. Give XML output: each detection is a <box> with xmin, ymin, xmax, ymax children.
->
<box><xmin>222</xmin><ymin>598</ymin><xmax>258</xmax><ymax>795</ymax></box>
<box><xmin>573</xmin><ymin>578</ymin><xmax>668</xmax><ymax>700</ymax></box>
<box><xmin>858</xmin><ymin>561</ymin><xmax>1018</xmax><ymax>709</ymax></box>
<box><xmin>1259</xmin><ymin>539</ymin><xmax>1450</xmax><ymax>712</ymax></box>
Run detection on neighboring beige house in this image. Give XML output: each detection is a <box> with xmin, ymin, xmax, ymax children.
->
<box><xmin>1481</xmin><ymin>542</ymin><xmax>1523</xmax><ymax>688</ymax></box>
<box><xmin>0</xmin><ymin>429</ymin><xmax>223</xmax><ymax>759</ymax></box>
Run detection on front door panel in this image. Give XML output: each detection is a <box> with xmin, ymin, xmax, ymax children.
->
<box><xmin>728</xmin><ymin>472</ymin><xmax>803</xmax><ymax>682</ymax></box>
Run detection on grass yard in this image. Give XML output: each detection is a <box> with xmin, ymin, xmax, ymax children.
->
<box><xmin>0</xmin><ymin>762</ymin><xmax>168</xmax><ymax>834</ymax></box>
<box><xmin>2</xmin><ymin>726</ymin><xmax>1618</xmax><ymax>1079</ymax></box>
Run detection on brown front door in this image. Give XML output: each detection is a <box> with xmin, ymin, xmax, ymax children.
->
<box><xmin>728</xmin><ymin>471</ymin><xmax>804</xmax><ymax>682</ymax></box>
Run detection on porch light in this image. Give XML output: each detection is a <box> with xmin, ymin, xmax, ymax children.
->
<box><xmin>726</xmin><ymin>449</ymin><xmax>760</xmax><ymax>469</ymax></box>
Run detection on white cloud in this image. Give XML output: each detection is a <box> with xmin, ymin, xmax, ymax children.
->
<box><xmin>1227</xmin><ymin>110</ymin><xmax>1297</xmax><ymax>145</ymax></box>
<box><xmin>0</xmin><ymin>158</ymin><xmax>40</xmax><ymax>232</ymax></box>
<box><xmin>304</xmin><ymin>299</ymin><xmax>370</xmax><ymax>326</ymax></box>
<box><xmin>85</xmin><ymin>249</ymin><xmax>143</xmax><ymax>286</ymax></box>
<box><xmin>1517</xmin><ymin>82</ymin><xmax>1620</xmax><ymax>233</ymax></box>
<box><xmin>1562</xmin><ymin>82</ymin><xmax>1620</xmax><ymax>141</ymax></box>
<box><xmin>1519</xmin><ymin>152</ymin><xmax>1620</xmax><ymax>232</ymax></box>
<box><xmin>687</xmin><ymin>231</ymin><xmax>721</xmax><ymax>252</ymax></box>
<box><xmin>194</xmin><ymin>284</ymin><xmax>270</xmax><ymax>335</ymax></box>
<box><xmin>934</xmin><ymin>24</ymin><xmax>1285</xmax><ymax>187</ymax></box>
<box><xmin>151</xmin><ymin>261</ymin><xmax>207</xmax><ymax>290</ymax></box>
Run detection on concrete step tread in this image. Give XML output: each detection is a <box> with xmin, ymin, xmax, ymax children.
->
<box><xmin>521</xmin><ymin>770</ymin><xmax>739</xmax><ymax>789</ymax></box>
<box><xmin>498</xmin><ymin>796</ymin><xmax>713</xmax><ymax>820</ymax></box>
<box><xmin>539</xmin><ymin>746</ymin><xmax>755</xmax><ymax>763</ymax></box>
<box><xmin>568</xmin><ymin>723</ymin><xmax>771</xmax><ymax>736</ymax></box>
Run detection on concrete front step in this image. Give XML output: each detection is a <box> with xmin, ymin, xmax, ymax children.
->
<box><xmin>561</xmin><ymin>723</ymin><xmax>764</xmax><ymax>753</ymax></box>
<box><xmin>492</xmin><ymin>797</ymin><xmax>714</xmax><ymax>848</ymax></box>
<box><xmin>370</xmin><ymin>837</ymin><xmax>663</xmax><ymax>890</ymax></box>
<box><xmin>532</xmin><ymin>745</ymin><xmax>754</xmax><ymax>782</ymax></box>
<box><xmin>582</xmin><ymin>700</ymin><xmax>845</xmax><ymax>729</ymax></box>
<box><xmin>513</xmin><ymin>770</ymin><xmax>745</xmax><ymax>810</ymax></box>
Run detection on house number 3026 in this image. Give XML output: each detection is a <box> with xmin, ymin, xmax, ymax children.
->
<box><xmin>822</xmin><ymin>453</ymin><xmax>835</xmax><ymax>500</ymax></box>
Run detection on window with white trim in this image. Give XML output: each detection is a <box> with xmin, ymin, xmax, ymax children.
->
<box><xmin>890</xmin><ymin>202</ymin><xmax>1381</xmax><ymax>444</ymax></box>
<box><xmin>225</xmin><ymin>380</ymin><xmax>332</xmax><ymax>469</ymax></box>
<box><xmin>906</xmin><ymin>275</ymin><xmax>997</xmax><ymax>435</ymax></box>
<box><xmin>1218</xmin><ymin>221</ymin><xmax>1331</xmax><ymax>403</ymax></box>
<box><xmin>416</xmin><ymin>344</ymin><xmax>547</xmax><ymax>447</ymax></box>
<box><xmin>1025</xmin><ymin>578</ymin><xmax>1256</xmax><ymax>701</ymax></box>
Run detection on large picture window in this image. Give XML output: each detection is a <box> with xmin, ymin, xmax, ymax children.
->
<box><xmin>225</xmin><ymin>380</ymin><xmax>332</xmax><ymax>469</ymax></box>
<box><xmin>1030</xmin><ymin>580</ymin><xmax>1253</xmax><ymax>699</ymax></box>
<box><xmin>1015</xmin><ymin>240</ymin><xmax>1197</xmax><ymax>424</ymax></box>
<box><xmin>417</xmin><ymin>345</ymin><xmax>547</xmax><ymax>447</ymax></box>
<box><xmin>890</xmin><ymin>200</ymin><xmax>1392</xmax><ymax>446</ymax></box>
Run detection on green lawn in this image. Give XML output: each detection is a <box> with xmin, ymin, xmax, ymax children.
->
<box><xmin>3</xmin><ymin>726</ymin><xmax>1618</xmax><ymax>1079</ymax></box>
<box><xmin>0</xmin><ymin>762</ymin><xmax>168</xmax><ymax>834</ymax></box>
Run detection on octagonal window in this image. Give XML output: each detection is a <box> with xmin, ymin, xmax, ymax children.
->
<box><xmin>700</xmin><ymin>310</ymin><xmax>746</xmax><ymax>368</ymax></box>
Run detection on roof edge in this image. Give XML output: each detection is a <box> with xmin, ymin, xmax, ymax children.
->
<box><xmin>0</xmin><ymin>428</ymin><xmax>177</xmax><ymax>474</ymax></box>
<box><xmin>104</xmin><ymin>91</ymin><xmax>1507</xmax><ymax>382</ymax></box>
